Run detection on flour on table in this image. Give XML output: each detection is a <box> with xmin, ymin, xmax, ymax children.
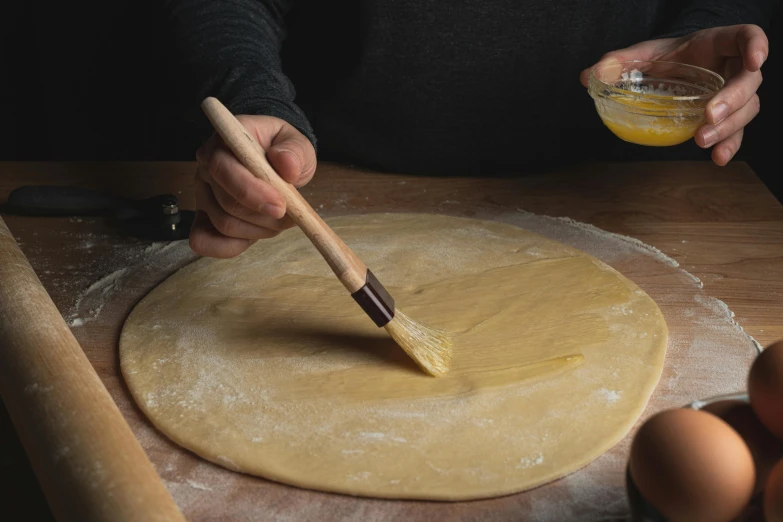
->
<box><xmin>55</xmin><ymin>235</ymin><xmax>194</xmax><ymax>328</ymax></box>
<box><xmin>67</xmin><ymin>268</ymin><xmax>127</xmax><ymax>326</ymax></box>
<box><xmin>185</xmin><ymin>480</ymin><xmax>212</xmax><ymax>491</ymax></box>
<box><xmin>55</xmin><ymin>209</ymin><xmax>761</xmax><ymax>522</ymax></box>
<box><xmin>694</xmin><ymin>294</ymin><xmax>762</xmax><ymax>353</ymax></box>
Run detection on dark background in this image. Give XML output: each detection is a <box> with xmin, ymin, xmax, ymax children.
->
<box><xmin>0</xmin><ymin>2</ymin><xmax>780</xmax><ymax>519</ymax></box>
<box><xmin>0</xmin><ymin>1</ymin><xmax>781</xmax><ymax>198</ymax></box>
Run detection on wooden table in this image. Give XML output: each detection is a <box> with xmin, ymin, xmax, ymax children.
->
<box><xmin>1</xmin><ymin>161</ymin><xmax>782</xmax><ymax>521</ymax></box>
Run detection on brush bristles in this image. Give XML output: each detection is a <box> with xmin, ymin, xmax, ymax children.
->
<box><xmin>384</xmin><ymin>308</ymin><xmax>452</xmax><ymax>377</ymax></box>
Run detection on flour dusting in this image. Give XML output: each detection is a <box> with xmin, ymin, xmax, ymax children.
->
<box><xmin>58</xmin><ymin>210</ymin><xmax>762</xmax><ymax>522</ymax></box>
<box><xmin>68</xmin><ymin>267</ymin><xmax>128</xmax><ymax>326</ymax></box>
<box><xmin>185</xmin><ymin>479</ymin><xmax>212</xmax><ymax>491</ymax></box>
<box><xmin>598</xmin><ymin>389</ymin><xmax>622</xmax><ymax>404</ymax></box>
<box><xmin>517</xmin><ymin>454</ymin><xmax>545</xmax><ymax>469</ymax></box>
<box><xmin>55</xmin><ymin>234</ymin><xmax>194</xmax><ymax>328</ymax></box>
<box><xmin>356</xmin><ymin>432</ymin><xmax>408</xmax><ymax>443</ymax></box>
<box><xmin>694</xmin><ymin>294</ymin><xmax>763</xmax><ymax>353</ymax></box>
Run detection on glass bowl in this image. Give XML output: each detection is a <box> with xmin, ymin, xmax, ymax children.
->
<box><xmin>588</xmin><ymin>60</ymin><xmax>724</xmax><ymax>147</ymax></box>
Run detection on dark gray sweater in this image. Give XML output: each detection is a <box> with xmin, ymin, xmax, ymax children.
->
<box><xmin>166</xmin><ymin>0</ymin><xmax>776</xmax><ymax>174</ymax></box>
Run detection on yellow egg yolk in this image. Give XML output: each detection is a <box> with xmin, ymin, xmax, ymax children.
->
<box><xmin>599</xmin><ymin>96</ymin><xmax>703</xmax><ymax>147</ymax></box>
<box><xmin>600</xmin><ymin>118</ymin><xmax>700</xmax><ymax>146</ymax></box>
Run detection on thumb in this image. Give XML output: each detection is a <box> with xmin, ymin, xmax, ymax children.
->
<box><xmin>267</xmin><ymin>124</ymin><xmax>317</xmax><ymax>187</ymax></box>
<box><xmin>580</xmin><ymin>38</ymin><xmax>674</xmax><ymax>87</ymax></box>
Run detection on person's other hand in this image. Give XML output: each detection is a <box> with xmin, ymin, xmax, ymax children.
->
<box><xmin>581</xmin><ymin>25</ymin><xmax>768</xmax><ymax>166</ymax></box>
<box><xmin>192</xmin><ymin>115</ymin><xmax>316</xmax><ymax>258</ymax></box>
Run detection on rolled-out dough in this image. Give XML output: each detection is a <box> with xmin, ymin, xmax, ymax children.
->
<box><xmin>120</xmin><ymin>213</ymin><xmax>667</xmax><ymax>500</ymax></box>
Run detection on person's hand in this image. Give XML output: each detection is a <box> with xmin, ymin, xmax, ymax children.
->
<box><xmin>581</xmin><ymin>24</ymin><xmax>768</xmax><ymax>166</ymax></box>
<box><xmin>192</xmin><ymin>115</ymin><xmax>316</xmax><ymax>258</ymax></box>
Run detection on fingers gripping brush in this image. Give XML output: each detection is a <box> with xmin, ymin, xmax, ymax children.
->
<box><xmin>201</xmin><ymin>97</ymin><xmax>452</xmax><ymax>376</ymax></box>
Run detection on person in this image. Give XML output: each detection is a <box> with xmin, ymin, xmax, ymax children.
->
<box><xmin>164</xmin><ymin>0</ymin><xmax>776</xmax><ymax>258</ymax></box>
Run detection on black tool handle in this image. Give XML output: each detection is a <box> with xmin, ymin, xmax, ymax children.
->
<box><xmin>6</xmin><ymin>186</ymin><xmax>126</xmax><ymax>216</ymax></box>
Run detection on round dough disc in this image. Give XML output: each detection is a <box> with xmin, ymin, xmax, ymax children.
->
<box><xmin>120</xmin><ymin>213</ymin><xmax>667</xmax><ymax>500</ymax></box>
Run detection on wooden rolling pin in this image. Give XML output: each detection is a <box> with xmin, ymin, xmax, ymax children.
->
<box><xmin>0</xmin><ymin>217</ymin><xmax>185</xmax><ymax>522</ymax></box>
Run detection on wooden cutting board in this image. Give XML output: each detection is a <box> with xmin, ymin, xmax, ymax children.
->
<box><xmin>1</xmin><ymin>160</ymin><xmax>782</xmax><ymax>521</ymax></box>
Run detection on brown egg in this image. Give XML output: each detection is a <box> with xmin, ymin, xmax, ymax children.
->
<box><xmin>630</xmin><ymin>408</ymin><xmax>755</xmax><ymax>522</ymax></box>
<box><xmin>749</xmin><ymin>341</ymin><xmax>783</xmax><ymax>440</ymax></box>
<box><xmin>765</xmin><ymin>459</ymin><xmax>783</xmax><ymax>522</ymax></box>
<box><xmin>703</xmin><ymin>400</ymin><xmax>782</xmax><ymax>493</ymax></box>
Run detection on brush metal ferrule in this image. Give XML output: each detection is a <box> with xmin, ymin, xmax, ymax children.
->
<box><xmin>351</xmin><ymin>269</ymin><xmax>395</xmax><ymax>327</ymax></box>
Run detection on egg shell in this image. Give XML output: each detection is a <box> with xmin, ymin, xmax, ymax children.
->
<box><xmin>703</xmin><ymin>400</ymin><xmax>782</xmax><ymax>493</ymax></box>
<box><xmin>765</xmin><ymin>459</ymin><xmax>783</xmax><ymax>522</ymax></box>
<box><xmin>630</xmin><ymin>408</ymin><xmax>755</xmax><ymax>522</ymax></box>
<box><xmin>749</xmin><ymin>341</ymin><xmax>783</xmax><ymax>440</ymax></box>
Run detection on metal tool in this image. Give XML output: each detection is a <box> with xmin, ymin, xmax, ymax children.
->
<box><xmin>4</xmin><ymin>186</ymin><xmax>194</xmax><ymax>241</ymax></box>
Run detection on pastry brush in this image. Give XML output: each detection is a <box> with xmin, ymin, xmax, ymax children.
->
<box><xmin>201</xmin><ymin>97</ymin><xmax>452</xmax><ymax>376</ymax></box>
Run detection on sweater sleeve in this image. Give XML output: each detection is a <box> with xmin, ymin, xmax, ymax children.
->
<box><xmin>165</xmin><ymin>0</ymin><xmax>316</xmax><ymax>149</ymax></box>
<box><xmin>658</xmin><ymin>0</ymin><xmax>778</xmax><ymax>38</ymax></box>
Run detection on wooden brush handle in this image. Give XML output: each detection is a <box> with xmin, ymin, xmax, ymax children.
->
<box><xmin>0</xmin><ymin>217</ymin><xmax>185</xmax><ymax>522</ymax></box>
<box><xmin>201</xmin><ymin>97</ymin><xmax>368</xmax><ymax>293</ymax></box>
